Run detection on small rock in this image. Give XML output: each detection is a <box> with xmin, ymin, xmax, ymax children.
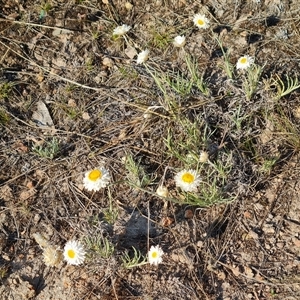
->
<box><xmin>82</xmin><ymin>112</ymin><xmax>90</xmax><ymax>120</ymax></box>
<box><xmin>248</xmin><ymin>230</ymin><xmax>259</xmax><ymax>240</ymax></box>
<box><xmin>102</xmin><ymin>57</ymin><xmax>113</xmax><ymax>67</ymax></box>
<box><xmin>125</xmin><ymin>46</ymin><xmax>137</xmax><ymax>59</ymax></box>
<box><xmin>231</xmin><ymin>266</ymin><xmax>240</xmax><ymax>276</ymax></box>
<box><xmin>263</xmin><ymin>226</ymin><xmax>275</xmax><ymax>234</ymax></box>
<box><xmin>125</xmin><ymin>2</ymin><xmax>133</xmax><ymax>10</ymax></box>
<box><xmin>217</xmin><ymin>271</ymin><xmax>226</xmax><ymax>280</ymax></box>
<box><xmin>184</xmin><ymin>209</ymin><xmax>194</xmax><ymax>219</ymax></box>
<box><xmin>276</xmin><ymin>242</ymin><xmax>284</xmax><ymax>249</ymax></box>
<box><xmin>292</xmin><ymin>237</ymin><xmax>300</xmax><ymax>247</ymax></box>
<box><xmin>196</xmin><ymin>240</ymin><xmax>203</xmax><ymax>248</ymax></box>
<box><xmin>244</xmin><ymin>266</ymin><xmax>254</xmax><ymax>278</ymax></box>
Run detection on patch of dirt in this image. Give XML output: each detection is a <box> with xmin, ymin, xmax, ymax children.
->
<box><xmin>1</xmin><ymin>0</ymin><xmax>300</xmax><ymax>299</ymax></box>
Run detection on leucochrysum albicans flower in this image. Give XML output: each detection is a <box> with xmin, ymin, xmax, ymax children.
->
<box><xmin>236</xmin><ymin>55</ymin><xmax>254</xmax><ymax>70</ymax></box>
<box><xmin>33</xmin><ymin>232</ymin><xmax>62</xmax><ymax>267</ymax></box>
<box><xmin>63</xmin><ymin>240</ymin><xmax>86</xmax><ymax>265</ymax></box>
<box><xmin>113</xmin><ymin>24</ymin><xmax>131</xmax><ymax>36</ymax></box>
<box><xmin>193</xmin><ymin>14</ymin><xmax>210</xmax><ymax>29</ymax></box>
<box><xmin>148</xmin><ymin>245</ymin><xmax>164</xmax><ymax>266</ymax></box>
<box><xmin>136</xmin><ymin>49</ymin><xmax>149</xmax><ymax>64</ymax></box>
<box><xmin>83</xmin><ymin>167</ymin><xmax>111</xmax><ymax>191</ymax></box>
<box><xmin>173</xmin><ymin>35</ymin><xmax>186</xmax><ymax>47</ymax></box>
<box><xmin>174</xmin><ymin>169</ymin><xmax>201</xmax><ymax>192</ymax></box>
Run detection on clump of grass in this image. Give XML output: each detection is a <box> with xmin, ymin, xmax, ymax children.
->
<box><xmin>183</xmin><ymin>180</ymin><xmax>233</xmax><ymax>206</ymax></box>
<box><xmin>229</xmin><ymin>104</ymin><xmax>248</xmax><ymax>133</ymax></box>
<box><xmin>124</xmin><ymin>153</ymin><xmax>152</xmax><ymax>188</ymax></box>
<box><xmin>214</xmin><ymin>36</ymin><xmax>234</xmax><ymax>79</ymax></box>
<box><xmin>165</xmin><ymin>117</ymin><xmax>209</xmax><ymax>166</ymax></box>
<box><xmin>0</xmin><ymin>265</ymin><xmax>9</xmax><ymax>280</ymax></box>
<box><xmin>165</xmin><ymin>117</ymin><xmax>233</xmax><ymax>206</ymax></box>
<box><xmin>0</xmin><ymin>109</ymin><xmax>10</xmax><ymax>125</ymax></box>
<box><xmin>103</xmin><ymin>188</ymin><xmax>118</xmax><ymax>224</ymax></box>
<box><xmin>64</xmin><ymin>106</ymin><xmax>81</xmax><ymax>120</ymax></box>
<box><xmin>183</xmin><ymin>152</ymin><xmax>234</xmax><ymax>206</ymax></box>
<box><xmin>145</xmin><ymin>54</ymin><xmax>209</xmax><ymax>113</ymax></box>
<box><xmin>118</xmin><ymin>65</ymin><xmax>139</xmax><ymax>80</ymax></box>
<box><xmin>121</xmin><ymin>247</ymin><xmax>147</xmax><ymax>269</ymax></box>
<box><xmin>85</xmin><ymin>57</ymin><xmax>94</xmax><ymax>72</ymax></box>
<box><xmin>85</xmin><ymin>235</ymin><xmax>114</xmax><ymax>259</ymax></box>
<box><xmin>259</xmin><ymin>157</ymin><xmax>278</xmax><ymax>175</ymax></box>
<box><xmin>103</xmin><ymin>206</ymin><xmax>118</xmax><ymax>224</ymax></box>
<box><xmin>184</xmin><ymin>54</ymin><xmax>210</xmax><ymax>96</ymax></box>
<box><xmin>242</xmin><ymin>64</ymin><xmax>264</xmax><ymax>100</ymax></box>
<box><xmin>165</xmin><ymin>71</ymin><xmax>193</xmax><ymax>96</ymax></box>
<box><xmin>39</xmin><ymin>1</ymin><xmax>52</xmax><ymax>20</ymax></box>
<box><xmin>150</xmin><ymin>27</ymin><xmax>172</xmax><ymax>49</ymax></box>
<box><xmin>32</xmin><ymin>137</ymin><xmax>60</xmax><ymax>159</ymax></box>
<box><xmin>0</xmin><ymin>82</ymin><xmax>13</xmax><ymax>100</ymax></box>
<box><xmin>274</xmin><ymin>74</ymin><xmax>300</xmax><ymax>99</ymax></box>
<box><xmin>270</xmin><ymin>110</ymin><xmax>300</xmax><ymax>151</ymax></box>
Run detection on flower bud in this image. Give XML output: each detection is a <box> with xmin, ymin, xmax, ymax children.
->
<box><xmin>156</xmin><ymin>185</ymin><xmax>168</xmax><ymax>198</ymax></box>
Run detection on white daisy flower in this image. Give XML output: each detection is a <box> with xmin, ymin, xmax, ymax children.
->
<box><xmin>113</xmin><ymin>24</ymin><xmax>131</xmax><ymax>36</ymax></box>
<box><xmin>156</xmin><ymin>185</ymin><xmax>169</xmax><ymax>198</ymax></box>
<box><xmin>63</xmin><ymin>240</ymin><xmax>86</xmax><ymax>265</ymax></box>
<box><xmin>236</xmin><ymin>55</ymin><xmax>254</xmax><ymax>70</ymax></box>
<box><xmin>173</xmin><ymin>35</ymin><xmax>186</xmax><ymax>47</ymax></box>
<box><xmin>83</xmin><ymin>167</ymin><xmax>111</xmax><ymax>192</ymax></box>
<box><xmin>148</xmin><ymin>245</ymin><xmax>164</xmax><ymax>266</ymax></box>
<box><xmin>136</xmin><ymin>49</ymin><xmax>149</xmax><ymax>64</ymax></box>
<box><xmin>174</xmin><ymin>169</ymin><xmax>201</xmax><ymax>192</ymax></box>
<box><xmin>193</xmin><ymin>14</ymin><xmax>210</xmax><ymax>29</ymax></box>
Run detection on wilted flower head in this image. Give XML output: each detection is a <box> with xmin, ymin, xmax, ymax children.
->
<box><xmin>173</xmin><ymin>35</ymin><xmax>186</xmax><ymax>47</ymax></box>
<box><xmin>63</xmin><ymin>240</ymin><xmax>86</xmax><ymax>265</ymax></box>
<box><xmin>236</xmin><ymin>55</ymin><xmax>254</xmax><ymax>70</ymax></box>
<box><xmin>83</xmin><ymin>167</ymin><xmax>111</xmax><ymax>192</ymax></box>
<box><xmin>156</xmin><ymin>185</ymin><xmax>169</xmax><ymax>198</ymax></box>
<box><xmin>193</xmin><ymin>14</ymin><xmax>210</xmax><ymax>29</ymax></box>
<box><xmin>174</xmin><ymin>169</ymin><xmax>201</xmax><ymax>192</ymax></box>
<box><xmin>143</xmin><ymin>112</ymin><xmax>152</xmax><ymax>119</ymax></box>
<box><xmin>199</xmin><ymin>151</ymin><xmax>209</xmax><ymax>163</ymax></box>
<box><xmin>148</xmin><ymin>245</ymin><xmax>164</xmax><ymax>266</ymax></box>
<box><xmin>113</xmin><ymin>24</ymin><xmax>131</xmax><ymax>36</ymax></box>
<box><xmin>136</xmin><ymin>49</ymin><xmax>149</xmax><ymax>64</ymax></box>
<box><xmin>33</xmin><ymin>233</ymin><xmax>62</xmax><ymax>267</ymax></box>
<box><xmin>43</xmin><ymin>246</ymin><xmax>63</xmax><ymax>267</ymax></box>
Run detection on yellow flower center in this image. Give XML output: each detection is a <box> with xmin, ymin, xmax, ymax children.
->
<box><xmin>151</xmin><ymin>251</ymin><xmax>158</xmax><ymax>259</ymax></box>
<box><xmin>67</xmin><ymin>249</ymin><xmax>76</xmax><ymax>259</ymax></box>
<box><xmin>240</xmin><ymin>57</ymin><xmax>247</xmax><ymax>64</ymax></box>
<box><xmin>88</xmin><ymin>169</ymin><xmax>102</xmax><ymax>181</ymax></box>
<box><xmin>197</xmin><ymin>19</ymin><xmax>205</xmax><ymax>26</ymax></box>
<box><xmin>182</xmin><ymin>172</ymin><xmax>195</xmax><ymax>183</ymax></box>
